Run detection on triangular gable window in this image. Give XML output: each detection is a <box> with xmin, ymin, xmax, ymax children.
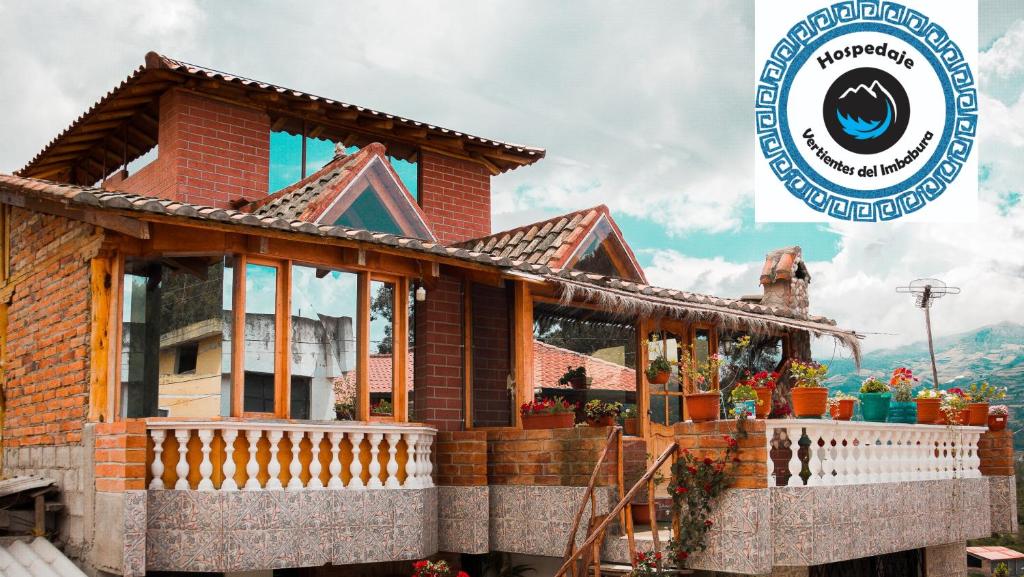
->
<box><xmin>315</xmin><ymin>156</ymin><xmax>435</xmax><ymax>241</ymax></box>
<box><xmin>564</xmin><ymin>215</ymin><xmax>644</xmax><ymax>281</ymax></box>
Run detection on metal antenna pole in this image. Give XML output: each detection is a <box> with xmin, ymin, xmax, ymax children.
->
<box><xmin>896</xmin><ymin>279</ymin><xmax>960</xmax><ymax>390</ymax></box>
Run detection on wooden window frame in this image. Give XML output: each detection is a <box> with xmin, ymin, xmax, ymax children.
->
<box><xmin>366</xmin><ymin>272</ymin><xmax>408</xmax><ymax>423</ymax></box>
<box><xmin>233</xmin><ymin>256</ymin><xmax>290</xmax><ymax>418</ymax></box>
<box><xmin>645</xmin><ymin>322</ymin><xmax>688</xmax><ymax>427</ymax></box>
<box><xmin>686</xmin><ymin>322</ymin><xmax>719</xmax><ymax>394</ymax></box>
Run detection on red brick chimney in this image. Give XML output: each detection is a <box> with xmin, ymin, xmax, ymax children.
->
<box><xmin>759</xmin><ymin>246</ymin><xmax>810</xmax><ymax>317</ymax></box>
<box><xmin>115</xmin><ymin>89</ymin><xmax>270</xmax><ymax>208</ymax></box>
<box><xmin>417</xmin><ymin>150</ymin><xmax>491</xmax><ymax>244</ymax></box>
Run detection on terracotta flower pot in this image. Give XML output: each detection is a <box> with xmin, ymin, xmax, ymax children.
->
<box><xmin>968</xmin><ymin>402</ymin><xmax>989</xmax><ymax>426</ymax></box>
<box><xmin>568</xmin><ymin>376</ymin><xmax>591</xmax><ymax>390</ymax></box>
<box><xmin>941</xmin><ymin>409</ymin><xmax>971</xmax><ymax>426</ymax></box>
<box><xmin>632</xmin><ymin>503</ymin><xmax>652</xmax><ymax>526</ymax></box>
<box><xmin>586</xmin><ymin>415</ymin><xmax>615</xmax><ymax>427</ymax></box>
<box><xmin>791</xmin><ymin>387</ymin><xmax>828</xmax><ymax>418</ymax></box>
<box><xmin>989</xmin><ymin>414</ymin><xmax>1008</xmax><ymax>432</ymax></box>
<box><xmin>649</xmin><ymin>371</ymin><xmax>670</xmax><ymax>385</ymax></box>
<box><xmin>623</xmin><ymin>417</ymin><xmax>639</xmax><ymax>436</ymax></box>
<box><xmin>830</xmin><ymin>398</ymin><xmax>856</xmax><ymax>421</ymax></box>
<box><xmin>915</xmin><ymin>398</ymin><xmax>941</xmax><ymax>424</ymax></box>
<box><xmin>755</xmin><ymin>387</ymin><xmax>773</xmax><ymax>418</ymax></box>
<box><xmin>522</xmin><ymin>412</ymin><xmax>575</xmax><ymax>430</ymax></box>
<box><xmin>685</xmin><ymin>392</ymin><xmax>720</xmax><ymax>422</ymax></box>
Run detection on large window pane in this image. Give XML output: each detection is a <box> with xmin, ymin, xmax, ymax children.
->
<box><xmin>370</xmin><ymin>281</ymin><xmax>395</xmax><ymax>418</ymax></box>
<box><xmin>121</xmin><ymin>258</ymin><xmax>232</xmax><ymax>418</ymax></box>
<box><xmin>243</xmin><ymin>263</ymin><xmax>277</xmax><ymax>414</ymax></box>
<box><xmin>291</xmin><ymin>265</ymin><xmax>359</xmax><ymax>420</ymax></box>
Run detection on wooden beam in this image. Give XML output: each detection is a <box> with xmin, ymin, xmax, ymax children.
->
<box><xmin>360</xmin><ymin>117</ymin><xmax>394</xmax><ymax>131</ymax></box>
<box><xmin>88</xmin><ymin>256</ymin><xmax>113</xmax><ymax>421</ymax></box>
<box><xmin>277</xmin><ymin>261</ymin><xmax>291</xmax><ymax>418</ymax></box>
<box><xmin>636</xmin><ymin>317</ymin><xmax>650</xmax><ymax>439</ymax></box>
<box><xmin>394</xmin><ymin>276</ymin><xmax>409</xmax><ymax>422</ymax></box>
<box><xmin>463</xmin><ymin>278</ymin><xmax>474</xmax><ymax>429</ymax></box>
<box><xmin>357</xmin><ymin>272</ymin><xmax>371</xmax><ymax>421</ymax></box>
<box><xmin>512</xmin><ymin>280</ymin><xmax>533</xmax><ymax>427</ymax></box>
<box><xmin>326</xmin><ymin>108</ymin><xmax>360</xmax><ymax>122</ymax></box>
<box><xmin>230</xmin><ymin>255</ymin><xmax>247</xmax><ymax>416</ymax></box>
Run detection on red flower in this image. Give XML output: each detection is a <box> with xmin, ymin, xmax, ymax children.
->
<box><xmin>687</xmin><ymin>465</ymin><xmax>697</xmax><ymax>474</ymax></box>
<box><xmin>678</xmin><ymin>551</ymin><xmax>689</xmax><ymax>560</ymax></box>
<box><xmin>703</xmin><ymin>484</ymin><xmax>712</xmax><ymax>493</ymax></box>
<box><xmin>675</xmin><ymin>486</ymin><xmax>688</xmax><ymax>494</ymax></box>
<box><xmin>654</xmin><ymin>552</ymin><xmax>662</xmax><ymax>561</ymax></box>
<box><xmin>457</xmin><ymin>572</ymin><xmax>469</xmax><ymax>577</ymax></box>
<box><xmin>636</xmin><ymin>552</ymin><xmax>646</xmax><ymax>562</ymax></box>
<box><xmin>705</xmin><ymin>519</ymin><xmax>714</xmax><ymax>527</ymax></box>
<box><xmin>413</xmin><ymin>561</ymin><xmax>428</xmax><ymax>570</ymax></box>
<box><xmin>703</xmin><ymin>457</ymin><xmax>713</xmax><ymax>466</ymax></box>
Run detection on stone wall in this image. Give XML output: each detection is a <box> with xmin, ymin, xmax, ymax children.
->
<box><xmin>488</xmin><ymin>484</ymin><xmax>615</xmax><ymax>557</ymax></box>
<box><xmin>438</xmin><ymin>485</ymin><xmax>489</xmax><ymax>554</ymax></box>
<box><xmin>924</xmin><ymin>542</ymin><xmax>966</xmax><ymax>577</ymax></box>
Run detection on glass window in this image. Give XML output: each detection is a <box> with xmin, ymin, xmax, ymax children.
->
<box><xmin>369</xmin><ymin>280</ymin><xmax>395</xmax><ymax>418</ymax></box>
<box><xmin>269</xmin><ymin>131</ymin><xmax>304</xmax><ymax>192</ymax></box>
<box><xmin>648</xmin><ymin>330</ymin><xmax>684</xmax><ymax>426</ymax></box>
<box><xmin>120</xmin><ymin>257</ymin><xmax>233</xmax><ymax>418</ymax></box>
<box><xmin>242</xmin><ymin>263</ymin><xmax>278</xmax><ymax>414</ymax></box>
<box><xmin>319</xmin><ymin>158</ymin><xmax>432</xmax><ymax>239</ymax></box>
<box><xmin>566</xmin><ymin>217</ymin><xmax>642</xmax><ymax>281</ymax></box>
<box><xmin>291</xmin><ymin>265</ymin><xmax>359</xmax><ymax>420</ymax></box>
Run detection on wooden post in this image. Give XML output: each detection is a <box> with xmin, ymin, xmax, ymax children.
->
<box><xmin>463</xmin><ymin>278</ymin><xmax>473</xmax><ymax>429</ymax></box>
<box><xmin>276</xmin><ymin>261</ymin><xmax>291</xmax><ymax>418</ymax></box>
<box><xmin>88</xmin><ymin>256</ymin><xmax>113</xmax><ymax>421</ymax></box>
<box><xmin>636</xmin><ymin>317</ymin><xmax>649</xmax><ymax>438</ymax></box>
<box><xmin>230</xmin><ymin>255</ymin><xmax>247</xmax><ymax>417</ymax></box>
<box><xmin>357</xmin><ymin>272</ymin><xmax>370</xmax><ymax>421</ymax></box>
<box><xmin>394</xmin><ymin>276</ymin><xmax>409</xmax><ymax>422</ymax></box>
<box><xmin>512</xmin><ymin>281</ymin><xmax>533</xmax><ymax>428</ymax></box>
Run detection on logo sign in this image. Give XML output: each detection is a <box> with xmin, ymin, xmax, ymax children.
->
<box><xmin>754</xmin><ymin>0</ymin><xmax>978</xmax><ymax>223</ymax></box>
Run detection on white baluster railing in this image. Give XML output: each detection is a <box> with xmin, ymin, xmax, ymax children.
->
<box><xmin>765</xmin><ymin>420</ymin><xmax>984</xmax><ymax>487</ymax></box>
<box><xmin>146</xmin><ymin>421</ymin><xmax>436</xmax><ymax>492</ymax></box>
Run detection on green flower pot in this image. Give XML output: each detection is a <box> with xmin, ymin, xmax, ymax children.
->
<box><xmin>859</xmin><ymin>392</ymin><xmax>891</xmax><ymax>422</ymax></box>
<box><xmin>888</xmin><ymin>401</ymin><xmax>917</xmax><ymax>424</ymax></box>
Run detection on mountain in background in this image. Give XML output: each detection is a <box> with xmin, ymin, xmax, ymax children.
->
<box><xmin>822</xmin><ymin>321</ymin><xmax>1024</xmax><ymax>448</ymax></box>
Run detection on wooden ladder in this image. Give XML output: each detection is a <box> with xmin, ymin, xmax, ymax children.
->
<box><xmin>557</xmin><ymin>439</ymin><xmax>682</xmax><ymax>577</ymax></box>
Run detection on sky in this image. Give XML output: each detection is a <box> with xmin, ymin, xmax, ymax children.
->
<box><xmin>0</xmin><ymin>0</ymin><xmax>1022</xmax><ymax>360</ymax></box>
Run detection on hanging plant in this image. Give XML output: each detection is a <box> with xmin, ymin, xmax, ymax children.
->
<box><xmin>666</xmin><ymin>434</ymin><xmax>739</xmax><ymax>564</ymax></box>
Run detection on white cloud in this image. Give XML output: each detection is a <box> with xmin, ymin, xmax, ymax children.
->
<box><xmin>981</xmin><ymin>19</ymin><xmax>1024</xmax><ymax>81</ymax></box>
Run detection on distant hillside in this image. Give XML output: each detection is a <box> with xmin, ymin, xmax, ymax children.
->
<box><xmin>821</xmin><ymin>321</ymin><xmax>1024</xmax><ymax>447</ymax></box>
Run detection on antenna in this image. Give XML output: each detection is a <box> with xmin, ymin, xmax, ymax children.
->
<box><xmin>896</xmin><ymin>278</ymin><xmax>960</xmax><ymax>389</ymax></box>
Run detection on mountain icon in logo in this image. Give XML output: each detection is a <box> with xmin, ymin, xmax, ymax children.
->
<box><xmin>823</xmin><ymin>67</ymin><xmax>910</xmax><ymax>155</ymax></box>
<box><xmin>836</xmin><ymin>80</ymin><xmax>896</xmax><ymax>140</ymax></box>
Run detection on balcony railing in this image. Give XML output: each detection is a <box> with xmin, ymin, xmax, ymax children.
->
<box><xmin>766</xmin><ymin>419</ymin><xmax>985</xmax><ymax>486</ymax></box>
<box><xmin>145</xmin><ymin>420</ymin><xmax>435</xmax><ymax>491</ymax></box>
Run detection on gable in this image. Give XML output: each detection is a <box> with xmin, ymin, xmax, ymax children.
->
<box><xmin>563</xmin><ymin>214</ymin><xmax>645</xmax><ymax>282</ymax></box>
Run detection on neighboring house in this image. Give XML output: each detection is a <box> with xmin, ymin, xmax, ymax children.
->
<box><xmin>967</xmin><ymin>546</ymin><xmax>1024</xmax><ymax>576</ymax></box>
<box><xmin>0</xmin><ymin>52</ymin><xmax>1013</xmax><ymax>577</ymax></box>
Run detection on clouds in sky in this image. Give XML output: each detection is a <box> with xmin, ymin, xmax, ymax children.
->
<box><xmin>0</xmin><ymin>1</ymin><xmax>1020</xmax><ymax>354</ymax></box>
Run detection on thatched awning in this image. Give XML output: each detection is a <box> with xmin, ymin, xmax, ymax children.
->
<box><xmin>546</xmin><ymin>271</ymin><xmax>862</xmax><ymax>365</ymax></box>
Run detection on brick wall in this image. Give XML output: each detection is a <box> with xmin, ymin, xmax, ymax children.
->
<box><xmin>93</xmin><ymin>421</ymin><xmax>147</xmax><ymax>492</ymax></box>
<box><xmin>978</xmin><ymin>428</ymin><xmax>1014</xmax><ymax>476</ymax></box>
<box><xmin>4</xmin><ymin>208</ymin><xmax>100</xmax><ymax>446</ymax></box>
<box><xmin>413</xmin><ymin>275</ymin><xmax>464</xmax><ymax>431</ymax></box>
<box><xmin>486</xmin><ymin>426</ymin><xmax>632</xmax><ymax>486</ymax></box>
<box><xmin>418</xmin><ymin>151</ymin><xmax>491</xmax><ymax>244</ymax></box>
<box><xmin>434</xmin><ymin>430</ymin><xmax>487</xmax><ymax>486</ymax></box>
<box><xmin>674</xmin><ymin>420</ymin><xmax>768</xmax><ymax>489</ymax></box>
<box><xmin>470</xmin><ymin>282</ymin><xmax>512</xmax><ymax>427</ymax></box>
<box><xmin>119</xmin><ymin>89</ymin><xmax>270</xmax><ymax>208</ymax></box>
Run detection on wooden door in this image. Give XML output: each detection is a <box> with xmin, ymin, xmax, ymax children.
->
<box><xmin>645</xmin><ymin>321</ymin><xmax>688</xmax><ymax>498</ymax></box>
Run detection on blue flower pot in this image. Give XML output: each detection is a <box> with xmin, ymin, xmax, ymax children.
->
<box><xmin>888</xmin><ymin>401</ymin><xmax>917</xmax><ymax>424</ymax></box>
<box><xmin>733</xmin><ymin>400</ymin><xmax>756</xmax><ymax>418</ymax></box>
<box><xmin>859</xmin><ymin>392</ymin><xmax>891</xmax><ymax>422</ymax></box>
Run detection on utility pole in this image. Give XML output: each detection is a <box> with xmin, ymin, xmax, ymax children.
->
<box><xmin>896</xmin><ymin>279</ymin><xmax>960</xmax><ymax>389</ymax></box>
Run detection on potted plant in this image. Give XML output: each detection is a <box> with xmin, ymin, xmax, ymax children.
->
<box><xmin>521</xmin><ymin>396</ymin><xmax>577</xmax><ymax>429</ymax></box>
<box><xmin>940</xmin><ymin>388</ymin><xmax>970</xmax><ymax>425</ymax></box>
<box><xmin>915</xmin><ymin>388</ymin><xmax>942</xmax><ymax>424</ymax></box>
<box><xmin>412</xmin><ymin>560</ymin><xmax>468</xmax><ymax>577</ymax></box>
<box><xmin>965</xmin><ymin>381</ymin><xmax>1006</xmax><ymax>426</ymax></box>
<box><xmin>627</xmin><ymin>551</ymin><xmax>664</xmax><ymax>577</ymax></box>
<box><xmin>989</xmin><ymin>405</ymin><xmax>1009</xmax><ymax>431</ymax></box>
<box><xmin>858</xmin><ymin>377</ymin><xmax>891</xmax><ymax>422</ymax></box>
<box><xmin>827</xmin><ymin>392</ymin><xmax>858</xmax><ymax>421</ymax></box>
<box><xmin>646</xmin><ymin>354</ymin><xmax>673</xmax><ymax>385</ymax></box>
<box><xmin>994</xmin><ymin>562</ymin><xmax>1009</xmax><ymax>577</ymax></box>
<box><xmin>622</xmin><ymin>406</ymin><xmax>640</xmax><ymax>435</ymax></box>
<box><xmin>680</xmin><ymin>350</ymin><xmax>722</xmax><ymax>422</ymax></box>
<box><xmin>729</xmin><ymin>384</ymin><xmax>759</xmax><ymax>419</ymax></box>
<box><xmin>746</xmin><ymin>370</ymin><xmax>779</xmax><ymax>418</ymax></box>
<box><xmin>559</xmin><ymin>366</ymin><xmax>590</xmax><ymax>390</ymax></box>
<box><xmin>370</xmin><ymin>398</ymin><xmax>393</xmax><ymax>417</ymax></box>
<box><xmin>789</xmin><ymin>360</ymin><xmax>829</xmax><ymax>418</ymax></box>
<box><xmin>887</xmin><ymin>367</ymin><xmax>918</xmax><ymax>424</ymax></box>
<box><xmin>583</xmin><ymin>399</ymin><xmax>622</xmax><ymax>427</ymax></box>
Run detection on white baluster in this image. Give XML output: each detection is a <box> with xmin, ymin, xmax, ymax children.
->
<box><xmin>864</xmin><ymin>431</ymin><xmax>878</xmax><ymax>483</ymax></box>
<box><xmin>924</xmin><ymin>430</ymin><xmax>938</xmax><ymax>480</ymax></box>
<box><xmin>847</xmin><ymin>432</ymin><xmax>861</xmax><ymax>484</ymax></box>
<box><xmin>766</xmin><ymin>428</ymin><xmax>777</xmax><ymax>487</ymax></box>
<box><xmin>805</xmin><ymin>425</ymin><xmax>823</xmax><ymax>486</ymax></box>
<box><xmin>385</xmin><ymin>432</ymin><xmax>401</xmax><ymax>488</ymax></box>
<box><xmin>244</xmin><ymin>429</ymin><xmax>263</xmax><ymax>490</ymax></box>
<box><xmin>328</xmin><ymin>432</ymin><xmax>344</xmax><ymax>489</ymax></box>
<box><xmin>348</xmin><ymin>432</ymin><xmax>365</xmax><ymax>489</ymax></box>
<box><xmin>308</xmin><ymin>431</ymin><xmax>325</xmax><ymax>489</ymax></box>
<box><xmin>174</xmin><ymin>429</ymin><xmax>192</xmax><ymax>490</ymax></box>
<box><xmin>367</xmin><ymin>433</ymin><xmax>384</xmax><ymax>489</ymax></box>
<box><xmin>266</xmin><ymin>430</ymin><xmax>284</xmax><ymax>490</ymax></box>
<box><xmin>786</xmin><ymin>426</ymin><xmax>802</xmax><ymax>487</ymax></box>
<box><xmin>222</xmin><ymin>429</ymin><xmax>239</xmax><ymax>491</ymax></box>
<box><xmin>831</xmin><ymin>427</ymin><xmax>846</xmax><ymax>485</ymax></box>
<box><xmin>878</xmin><ymin>430</ymin><xmax>892</xmax><ymax>483</ymax></box>
<box><xmin>197</xmin><ymin>429</ymin><xmax>215</xmax><ymax>491</ymax></box>
<box><xmin>820</xmin><ymin>426</ymin><xmax>837</xmax><ymax>485</ymax></box>
<box><xmin>149</xmin><ymin>430</ymin><xmax>166</xmax><ymax>490</ymax></box>
<box><xmin>287</xmin><ymin>430</ymin><xmax>305</xmax><ymax>490</ymax></box>
<box><xmin>891</xmin><ymin>429</ymin><xmax>905</xmax><ymax>482</ymax></box>
<box><xmin>405</xmin><ymin>432</ymin><xmax>420</xmax><ymax>488</ymax></box>
<box><xmin>420</xmin><ymin>436</ymin><xmax>434</xmax><ymax>488</ymax></box>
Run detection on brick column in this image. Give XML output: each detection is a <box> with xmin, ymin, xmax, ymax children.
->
<box><xmin>413</xmin><ymin>275</ymin><xmax>465</xmax><ymax>431</ymax></box>
<box><xmin>673</xmin><ymin>420</ymin><xmax>768</xmax><ymax>489</ymax></box>
<box><xmin>434</xmin><ymin>431</ymin><xmax>488</xmax><ymax>486</ymax></box>
<box><xmin>978</xmin><ymin>428</ymin><xmax>1014</xmax><ymax>476</ymax></box>
<box><xmin>93</xmin><ymin>421</ymin><xmax>147</xmax><ymax>492</ymax></box>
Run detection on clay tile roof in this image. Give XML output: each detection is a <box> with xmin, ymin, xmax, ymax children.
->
<box><xmin>966</xmin><ymin>546</ymin><xmax>1024</xmax><ymax>561</ymax></box>
<box><xmin>533</xmin><ymin>341</ymin><xmax>636</xmax><ymax>392</ymax></box>
<box><xmin>248</xmin><ymin>147</ymin><xmax>369</xmax><ymax>221</ymax></box>
<box><xmin>760</xmin><ymin>246</ymin><xmax>809</xmax><ymax>285</ymax></box>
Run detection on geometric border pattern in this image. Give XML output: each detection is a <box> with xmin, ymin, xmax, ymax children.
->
<box><xmin>756</xmin><ymin>0</ymin><xmax>976</xmax><ymax>221</ymax></box>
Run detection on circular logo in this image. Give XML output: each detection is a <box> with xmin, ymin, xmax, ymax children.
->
<box><xmin>755</xmin><ymin>4</ymin><xmax>977</xmax><ymax>222</ymax></box>
<box><xmin>823</xmin><ymin>67</ymin><xmax>910</xmax><ymax>155</ymax></box>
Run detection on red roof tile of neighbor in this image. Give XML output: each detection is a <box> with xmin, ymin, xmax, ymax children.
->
<box><xmin>455</xmin><ymin>205</ymin><xmax>646</xmax><ymax>282</ymax></box>
<box><xmin>533</xmin><ymin>341</ymin><xmax>636</xmax><ymax>392</ymax></box>
<box><xmin>966</xmin><ymin>546</ymin><xmax>1024</xmax><ymax>561</ymax></box>
<box><xmin>760</xmin><ymin>246</ymin><xmax>809</xmax><ymax>284</ymax></box>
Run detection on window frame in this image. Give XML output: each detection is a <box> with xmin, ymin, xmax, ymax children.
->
<box><xmin>366</xmin><ymin>272</ymin><xmax>408</xmax><ymax>423</ymax></box>
<box><xmin>233</xmin><ymin>255</ymin><xmax>291</xmax><ymax>419</ymax></box>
